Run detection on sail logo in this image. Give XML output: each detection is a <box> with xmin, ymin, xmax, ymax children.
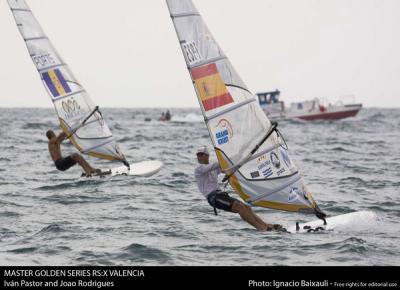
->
<box><xmin>270</xmin><ymin>152</ymin><xmax>280</xmax><ymax>169</ymax></box>
<box><xmin>257</xmin><ymin>160</ymin><xmax>271</xmax><ymax>170</ymax></box>
<box><xmin>61</xmin><ymin>98</ymin><xmax>81</xmax><ymax>120</ymax></box>
<box><xmin>276</xmin><ymin>168</ymin><xmax>286</xmax><ymax>176</ymax></box>
<box><xmin>257</xmin><ymin>154</ymin><xmax>267</xmax><ymax>162</ymax></box>
<box><xmin>261</xmin><ymin>167</ymin><xmax>273</xmax><ymax>178</ymax></box>
<box><xmin>280</xmin><ymin>148</ymin><xmax>291</xmax><ymax>167</ymax></box>
<box><xmin>258</xmin><ymin>160</ymin><xmax>273</xmax><ymax>177</ymax></box>
<box><xmin>288</xmin><ymin>188</ymin><xmax>300</xmax><ymax>203</ymax></box>
<box><xmin>191</xmin><ymin>63</ymin><xmax>234</xmax><ymax>111</ymax></box>
<box><xmin>216</xmin><ymin>129</ymin><xmax>229</xmax><ymax>145</ymax></box>
<box><xmin>250</xmin><ymin>171</ymin><xmax>260</xmax><ymax>178</ymax></box>
<box><xmin>182</xmin><ymin>41</ymin><xmax>202</xmax><ymax>65</ymax></box>
<box><xmin>215</xmin><ymin>119</ymin><xmax>233</xmax><ymax>146</ymax></box>
<box><xmin>42</xmin><ymin>69</ymin><xmax>71</xmax><ymax>99</ymax></box>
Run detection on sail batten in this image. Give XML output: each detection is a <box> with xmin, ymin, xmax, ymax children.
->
<box><xmin>38</xmin><ymin>63</ymin><xmax>68</xmax><ymax>73</ymax></box>
<box><xmin>249</xmin><ymin>175</ymin><xmax>302</xmax><ymax>203</ymax></box>
<box><xmin>167</xmin><ymin>0</ymin><xmax>323</xmax><ymax>214</ymax></box>
<box><xmin>47</xmin><ymin>90</ymin><xmax>86</xmax><ymax>103</ymax></box>
<box><xmin>171</xmin><ymin>12</ymin><xmax>200</xmax><ymax>18</ymax></box>
<box><xmin>11</xmin><ymin>8</ymin><xmax>31</xmax><ymax>12</ymax></box>
<box><xmin>188</xmin><ymin>56</ymin><xmax>228</xmax><ymax>69</ymax></box>
<box><xmin>8</xmin><ymin>0</ymin><xmax>127</xmax><ymax>164</ymax></box>
<box><xmin>206</xmin><ymin>98</ymin><xmax>256</xmax><ymax>122</ymax></box>
<box><xmin>24</xmin><ymin>36</ymin><xmax>48</xmax><ymax>41</ymax></box>
<box><xmin>81</xmin><ymin>139</ymin><xmax>116</xmax><ymax>154</ymax></box>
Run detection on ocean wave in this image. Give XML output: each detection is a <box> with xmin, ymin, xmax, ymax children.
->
<box><xmin>7</xmin><ymin>246</ymin><xmax>38</xmax><ymax>254</ymax></box>
<box><xmin>118</xmin><ymin>243</ymin><xmax>171</xmax><ymax>262</ymax></box>
<box><xmin>33</xmin><ymin>224</ymin><xmax>65</xmax><ymax>237</ymax></box>
<box><xmin>36</xmin><ymin>179</ymin><xmax>104</xmax><ymax>191</ymax></box>
<box><xmin>22</xmin><ymin>123</ymin><xmax>49</xmax><ymax>130</ymax></box>
<box><xmin>41</xmin><ymin>194</ymin><xmax>112</xmax><ymax>205</ymax></box>
<box><xmin>0</xmin><ymin>211</ymin><xmax>20</xmax><ymax>218</ymax></box>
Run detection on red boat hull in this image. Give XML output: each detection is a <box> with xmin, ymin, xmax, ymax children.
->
<box><xmin>296</xmin><ymin>107</ymin><xmax>361</xmax><ymax>121</ymax></box>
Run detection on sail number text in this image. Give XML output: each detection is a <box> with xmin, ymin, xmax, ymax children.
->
<box><xmin>182</xmin><ymin>41</ymin><xmax>202</xmax><ymax>65</ymax></box>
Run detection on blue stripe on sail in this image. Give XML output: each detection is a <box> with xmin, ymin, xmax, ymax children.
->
<box><xmin>42</xmin><ymin>71</ymin><xmax>59</xmax><ymax>97</ymax></box>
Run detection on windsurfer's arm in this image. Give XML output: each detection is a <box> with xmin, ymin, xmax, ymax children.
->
<box><xmin>56</xmin><ymin>131</ymin><xmax>67</xmax><ymax>142</ymax></box>
<box><xmin>196</xmin><ymin>162</ymin><xmax>221</xmax><ymax>174</ymax></box>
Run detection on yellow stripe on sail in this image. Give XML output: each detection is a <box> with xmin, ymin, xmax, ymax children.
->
<box><xmin>252</xmin><ymin>200</ymin><xmax>313</xmax><ymax>212</ymax></box>
<box><xmin>59</xmin><ymin>118</ymin><xmax>83</xmax><ymax>151</ymax></box>
<box><xmin>48</xmin><ymin>70</ymin><xmax>67</xmax><ymax>96</ymax></box>
<box><xmin>194</xmin><ymin>74</ymin><xmax>229</xmax><ymax>102</ymax></box>
<box><xmin>87</xmin><ymin>151</ymin><xmax>116</xmax><ymax>161</ymax></box>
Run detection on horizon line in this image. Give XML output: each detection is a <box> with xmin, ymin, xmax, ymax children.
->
<box><xmin>0</xmin><ymin>105</ymin><xmax>398</xmax><ymax>109</ymax></box>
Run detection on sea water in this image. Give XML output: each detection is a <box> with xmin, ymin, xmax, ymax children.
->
<box><xmin>0</xmin><ymin>107</ymin><xmax>399</xmax><ymax>265</ymax></box>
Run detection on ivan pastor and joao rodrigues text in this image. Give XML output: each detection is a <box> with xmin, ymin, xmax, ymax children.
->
<box><xmin>3</xmin><ymin>269</ymin><xmax>145</xmax><ymax>288</ymax></box>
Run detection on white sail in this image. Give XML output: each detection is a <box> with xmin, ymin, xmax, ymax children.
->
<box><xmin>7</xmin><ymin>0</ymin><xmax>128</xmax><ymax>164</ymax></box>
<box><xmin>167</xmin><ymin>0</ymin><xmax>325</xmax><ymax>215</ymax></box>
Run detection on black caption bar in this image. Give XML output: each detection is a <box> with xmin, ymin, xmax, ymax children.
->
<box><xmin>1</xmin><ymin>266</ymin><xmax>399</xmax><ymax>289</ymax></box>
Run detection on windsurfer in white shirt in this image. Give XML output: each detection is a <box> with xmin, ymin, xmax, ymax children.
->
<box><xmin>194</xmin><ymin>146</ymin><xmax>285</xmax><ymax>231</ymax></box>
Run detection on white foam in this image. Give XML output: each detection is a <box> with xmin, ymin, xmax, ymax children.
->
<box><xmin>171</xmin><ymin>113</ymin><xmax>203</xmax><ymax>123</ymax></box>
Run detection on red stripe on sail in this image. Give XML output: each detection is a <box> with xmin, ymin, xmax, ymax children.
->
<box><xmin>191</xmin><ymin>63</ymin><xmax>218</xmax><ymax>80</ymax></box>
<box><xmin>202</xmin><ymin>93</ymin><xmax>234</xmax><ymax>111</ymax></box>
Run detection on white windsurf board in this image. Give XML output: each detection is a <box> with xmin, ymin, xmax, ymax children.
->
<box><xmin>84</xmin><ymin>160</ymin><xmax>163</xmax><ymax>178</ymax></box>
<box><xmin>286</xmin><ymin>210</ymin><xmax>377</xmax><ymax>233</ymax></box>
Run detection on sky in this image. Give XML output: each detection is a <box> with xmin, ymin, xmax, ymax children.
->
<box><xmin>1</xmin><ymin>0</ymin><xmax>399</xmax><ymax>108</ymax></box>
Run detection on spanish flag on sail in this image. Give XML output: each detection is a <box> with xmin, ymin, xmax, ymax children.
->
<box><xmin>191</xmin><ymin>63</ymin><xmax>233</xmax><ymax>111</ymax></box>
<box><xmin>42</xmin><ymin>68</ymin><xmax>71</xmax><ymax>98</ymax></box>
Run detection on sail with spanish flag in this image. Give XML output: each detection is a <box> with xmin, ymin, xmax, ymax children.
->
<box><xmin>166</xmin><ymin>0</ymin><xmax>326</xmax><ymax>217</ymax></box>
<box><xmin>7</xmin><ymin>0</ymin><xmax>128</xmax><ymax>166</ymax></box>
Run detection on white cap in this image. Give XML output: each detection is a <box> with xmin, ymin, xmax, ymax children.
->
<box><xmin>196</xmin><ymin>146</ymin><xmax>209</xmax><ymax>155</ymax></box>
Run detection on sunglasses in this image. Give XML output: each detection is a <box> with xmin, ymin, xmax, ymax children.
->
<box><xmin>196</xmin><ymin>152</ymin><xmax>208</xmax><ymax>156</ymax></box>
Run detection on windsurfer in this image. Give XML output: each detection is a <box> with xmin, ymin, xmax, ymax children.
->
<box><xmin>194</xmin><ymin>146</ymin><xmax>284</xmax><ymax>231</ymax></box>
<box><xmin>46</xmin><ymin>130</ymin><xmax>98</xmax><ymax>176</ymax></box>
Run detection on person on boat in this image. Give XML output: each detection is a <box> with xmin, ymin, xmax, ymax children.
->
<box><xmin>159</xmin><ymin>110</ymin><xmax>171</xmax><ymax>121</ymax></box>
<box><xmin>165</xmin><ymin>110</ymin><xmax>171</xmax><ymax>121</ymax></box>
<box><xmin>46</xmin><ymin>129</ymin><xmax>98</xmax><ymax>177</ymax></box>
<box><xmin>158</xmin><ymin>112</ymin><xmax>166</xmax><ymax>121</ymax></box>
<box><xmin>194</xmin><ymin>146</ymin><xmax>284</xmax><ymax>231</ymax></box>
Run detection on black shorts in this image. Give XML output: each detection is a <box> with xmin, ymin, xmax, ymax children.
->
<box><xmin>207</xmin><ymin>190</ymin><xmax>239</xmax><ymax>212</ymax></box>
<box><xmin>54</xmin><ymin>156</ymin><xmax>77</xmax><ymax>171</ymax></box>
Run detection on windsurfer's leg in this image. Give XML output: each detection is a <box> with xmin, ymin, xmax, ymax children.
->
<box><xmin>252</xmin><ymin>211</ymin><xmax>269</xmax><ymax>228</ymax></box>
<box><xmin>71</xmin><ymin>153</ymin><xmax>95</xmax><ymax>175</ymax></box>
<box><xmin>231</xmin><ymin>201</ymin><xmax>268</xmax><ymax>231</ymax></box>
